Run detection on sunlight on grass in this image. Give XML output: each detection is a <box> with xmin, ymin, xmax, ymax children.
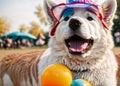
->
<box><xmin>0</xmin><ymin>46</ymin><xmax>119</xmax><ymax>60</ymax></box>
<box><xmin>0</xmin><ymin>46</ymin><xmax>47</xmax><ymax>60</ymax></box>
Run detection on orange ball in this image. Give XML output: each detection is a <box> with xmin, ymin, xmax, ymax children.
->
<box><xmin>41</xmin><ymin>63</ymin><xmax>72</xmax><ymax>86</ymax></box>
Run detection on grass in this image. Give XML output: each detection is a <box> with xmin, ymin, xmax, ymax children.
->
<box><xmin>112</xmin><ymin>47</ymin><xmax>120</xmax><ymax>54</ymax></box>
<box><xmin>0</xmin><ymin>46</ymin><xmax>120</xmax><ymax>60</ymax></box>
<box><xmin>0</xmin><ymin>46</ymin><xmax>46</xmax><ymax>60</ymax></box>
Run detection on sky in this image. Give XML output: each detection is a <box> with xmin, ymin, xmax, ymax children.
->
<box><xmin>0</xmin><ymin>0</ymin><xmax>63</xmax><ymax>32</ymax></box>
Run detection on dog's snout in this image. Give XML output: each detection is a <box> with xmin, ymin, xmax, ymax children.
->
<box><xmin>69</xmin><ymin>19</ymin><xmax>81</xmax><ymax>31</ymax></box>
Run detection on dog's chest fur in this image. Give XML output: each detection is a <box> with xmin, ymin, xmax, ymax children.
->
<box><xmin>38</xmin><ymin>48</ymin><xmax>117</xmax><ymax>86</ymax></box>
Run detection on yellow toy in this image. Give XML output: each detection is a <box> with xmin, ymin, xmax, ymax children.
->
<box><xmin>41</xmin><ymin>63</ymin><xmax>72</xmax><ymax>86</ymax></box>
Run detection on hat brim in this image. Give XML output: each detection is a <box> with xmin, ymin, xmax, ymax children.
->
<box><xmin>66</xmin><ymin>3</ymin><xmax>93</xmax><ymax>8</ymax></box>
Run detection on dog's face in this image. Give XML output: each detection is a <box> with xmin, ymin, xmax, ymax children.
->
<box><xmin>44</xmin><ymin>0</ymin><xmax>117</xmax><ymax>60</ymax></box>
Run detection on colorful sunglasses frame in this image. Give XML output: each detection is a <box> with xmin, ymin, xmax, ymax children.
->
<box><xmin>50</xmin><ymin>2</ymin><xmax>109</xmax><ymax>36</ymax></box>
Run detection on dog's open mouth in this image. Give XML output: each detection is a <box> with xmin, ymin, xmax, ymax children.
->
<box><xmin>65</xmin><ymin>35</ymin><xmax>94</xmax><ymax>55</ymax></box>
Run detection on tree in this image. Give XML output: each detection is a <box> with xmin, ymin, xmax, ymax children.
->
<box><xmin>35</xmin><ymin>5</ymin><xmax>48</xmax><ymax>25</ymax></box>
<box><xmin>0</xmin><ymin>17</ymin><xmax>11</xmax><ymax>36</ymax></box>
<box><xmin>112</xmin><ymin>0</ymin><xmax>120</xmax><ymax>45</ymax></box>
<box><xmin>28</xmin><ymin>22</ymin><xmax>44</xmax><ymax>37</ymax></box>
<box><xmin>19</xmin><ymin>24</ymin><xmax>28</xmax><ymax>32</ymax></box>
<box><xmin>113</xmin><ymin>0</ymin><xmax>120</xmax><ymax>32</ymax></box>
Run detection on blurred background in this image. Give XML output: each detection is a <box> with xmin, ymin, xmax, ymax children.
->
<box><xmin>0</xmin><ymin>0</ymin><xmax>120</xmax><ymax>49</ymax></box>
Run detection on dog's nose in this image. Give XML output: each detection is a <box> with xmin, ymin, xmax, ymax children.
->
<box><xmin>69</xmin><ymin>19</ymin><xmax>81</xmax><ymax>31</ymax></box>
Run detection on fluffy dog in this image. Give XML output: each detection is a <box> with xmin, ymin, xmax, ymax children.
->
<box><xmin>0</xmin><ymin>0</ymin><xmax>118</xmax><ymax>86</ymax></box>
<box><xmin>39</xmin><ymin>0</ymin><xmax>118</xmax><ymax>86</ymax></box>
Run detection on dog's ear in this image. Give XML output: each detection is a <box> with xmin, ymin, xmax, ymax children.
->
<box><xmin>101</xmin><ymin>0</ymin><xmax>117</xmax><ymax>27</ymax></box>
<box><xmin>44</xmin><ymin>0</ymin><xmax>64</xmax><ymax>25</ymax></box>
<box><xmin>44</xmin><ymin>0</ymin><xmax>56</xmax><ymax>24</ymax></box>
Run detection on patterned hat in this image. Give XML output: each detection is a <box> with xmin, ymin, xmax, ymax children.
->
<box><xmin>51</xmin><ymin>0</ymin><xmax>98</xmax><ymax>21</ymax></box>
<box><xmin>50</xmin><ymin>0</ymin><xmax>108</xmax><ymax>36</ymax></box>
<box><xmin>66</xmin><ymin>0</ymin><xmax>94</xmax><ymax>8</ymax></box>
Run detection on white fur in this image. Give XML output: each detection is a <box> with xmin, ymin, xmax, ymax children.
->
<box><xmin>2</xmin><ymin>74</ymin><xmax>14</xmax><ymax>86</ymax></box>
<box><xmin>38</xmin><ymin>0</ymin><xmax>118</xmax><ymax>86</ymax></box>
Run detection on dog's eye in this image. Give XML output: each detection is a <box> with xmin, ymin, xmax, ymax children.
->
<box><xmin>87</xmin><ymin>16</ymin><xmax>94</xmax><ymax>21</ymax></box>
<box><xmin>64</xmin><ymin>16</ymin><xmax>69</xmax><ymax>21</ymax></box>
<box><xmin>61</xmin><ymin>8</ymin><xmax>74</xmax><ymax>21</ymax></box>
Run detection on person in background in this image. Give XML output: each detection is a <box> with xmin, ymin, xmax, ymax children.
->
<box><xmin>3</xmin><ymin>36</ymin><xmax>12</xmax><ymax>49</ymax></box>
<box><xmin>114</xmin><ymin>31</ymin><xmax>120</xmax><ymax>46</ymax></box>
<box><xmin>7</xmin><ymin>37</ymin><xmax>12</xmax><ymax>48</ymax></box>
<box><xmin>26</xmin><ymin>40</ymin><xmax>32</xmax><ymax>47</ymax></box>
<box><xmin>0</xmin><ymin>38</ymin><xmax>3</xmax><ymax>48</ymax></box>
<box><xmin>36</xmin><ymin>33</ymin><xmax>45</xmax><ymax>46</ymax></box>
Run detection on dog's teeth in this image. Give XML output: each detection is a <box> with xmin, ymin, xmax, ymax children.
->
<box><xmin>68</xmin><ymin>43</ymin><xmax>71</xmax><ymax>46</ymax></box>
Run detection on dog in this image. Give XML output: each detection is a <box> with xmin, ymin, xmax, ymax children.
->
<box><xmin>0</xmin><ymin>0</ymin><xmax>118</xmax><ymax>86</ymax></box>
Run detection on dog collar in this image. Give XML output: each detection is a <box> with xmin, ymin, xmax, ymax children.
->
<box><xmin>71</xmin><ymin>69</ymin><xmax>89</xmax><ymax>73</ymax></box>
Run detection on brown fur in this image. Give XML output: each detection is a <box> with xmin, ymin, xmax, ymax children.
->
<box><xmin>0</xmin><ymin>51</ymin><xmax>44</xmax><ymax>86</ymax></box>
<box><xmin>116</xmin><ymin>54</ymin><xmax>120</xmax><ymax>80</ymax></box>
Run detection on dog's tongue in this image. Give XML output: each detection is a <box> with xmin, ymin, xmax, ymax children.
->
<box><xmin>69</xmin><ymin>40</ymin><xmax>88</xmax><ymax>53</ymax></box>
